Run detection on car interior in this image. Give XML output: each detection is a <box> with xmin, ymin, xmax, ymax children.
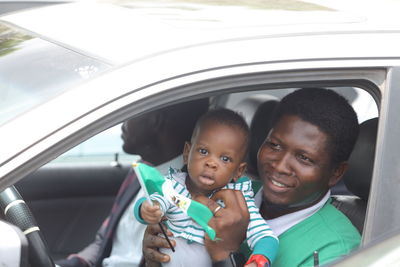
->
<box><xmin>331</xmin><ymin>117</ymin><xmax>378</xmax><ymax>234</ymax></box>
<box><xmin>232</xmin><ymin>91</ymin><xmax>378</xmax><ymax>235</ymax></box>
<box><xmin>6</xmin><ymin>86</ymin><xmax>379</xmax><ymax>263</ymax></box>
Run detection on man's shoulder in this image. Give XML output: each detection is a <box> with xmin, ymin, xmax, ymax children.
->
<box><xmin>287</xmin><ymin>200</ymin><xmax>360</xmax><ymax>240</ymax></box>
<box><xmin>281</xmin><ymin>201</ymin><xmax>360</xmax><ymax>253</ymax></box>
<box><xmin>275</xmin><ymin>201</ymin><xmax>361</xmax><ymax>267</ymax></box>
<box><xmin>317</xmin><ymin>200</ymin><xmax>361</xmax><ymax>238</ymax></box>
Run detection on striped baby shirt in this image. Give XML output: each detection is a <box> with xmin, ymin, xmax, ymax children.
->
<box><xmin>134</xmin><ymin>168</ymin><xmax>279</xmax><ymax>263</ymax></box>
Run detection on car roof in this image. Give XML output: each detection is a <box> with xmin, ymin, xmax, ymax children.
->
<box><xmin>2</xmin><ymin>1</ymin><xmax>400</xmax><ymax>65</ymax></box>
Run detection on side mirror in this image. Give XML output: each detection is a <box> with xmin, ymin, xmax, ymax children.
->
<box><xmin>0</xmin><ymin>220</ymin><xmax>28</xmax><ymax>267</ymax></box>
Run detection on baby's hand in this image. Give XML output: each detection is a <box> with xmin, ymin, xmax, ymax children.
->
<box><xmin>141</xmin><ymin>201</ymin><xmax>163</xmax><ymax>224</ymax></box>
<box><xmin>245</xmin><ymin>254</ymin><xmax>269</xmax><ymax>267</ymax></box>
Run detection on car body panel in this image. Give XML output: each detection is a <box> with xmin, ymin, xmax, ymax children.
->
<box><xmin>362</xmin><ymin>66</ymin><xmax>400</xmax><ymax>245</ymax></box>
<box><xmin>1</xmin><ymin>1</ymin><xmax>400</xmax><ymax>265</ymax></box>
<box><xmin>0</xmin><ymin>0</ymin><xmax>68</xmax><ymax>16</ymax></box>
<box><xmin>0</xmin><ymin>2</ymin><xmax>368</xmax><ymax>64</ymax></box>
<box><xmin>333</xmin><ymin>231</ymin><xmax>400</xmax><ymax>266</ymax></box>
<box><xmin>2</xmin><ymin>2</ymin><xmax>400</xmax><ymax>65</ymax></box>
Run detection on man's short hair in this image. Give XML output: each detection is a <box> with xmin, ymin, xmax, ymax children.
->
<box><xmin>272</xmin><ymin>88</ymin><xmax>359</xmax><ymax>166</ymax></box>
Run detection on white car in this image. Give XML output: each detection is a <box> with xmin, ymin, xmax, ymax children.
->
<box><xmin>0</xmin><ymin>1</ymin><xmax>399</xmax><ymax>266</ymax></box>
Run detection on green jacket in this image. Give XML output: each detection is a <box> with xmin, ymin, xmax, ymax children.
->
<box><xmin>242</xmin><ymin>182</ymin><xmax>360</xmax><ymax>266</ymax></box>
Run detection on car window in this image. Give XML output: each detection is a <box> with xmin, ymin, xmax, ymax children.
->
<box><xmin>53</xmin><ymin>124</ymin><xmax>135</xmax><ymax>164</ymax></box>
<box><xmin>53</xmin><ymin>87</ymin><xmax>378</xmax><ymax>166</ymax></box>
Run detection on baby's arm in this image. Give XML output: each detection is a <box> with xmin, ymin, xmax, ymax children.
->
<box><xmin>141</xmin><ymin>200</ymin><xmax>163</xmax><ymax>224</ymax></box>
<box><xmin>133</xmin><ymin>195</ymin><xmax>170</xmax><ymax>225</ymax></box>
<box><xmin>243</xmin><ymin>191</ymin><xmax>278</xmax><ymax>267</ymax></box>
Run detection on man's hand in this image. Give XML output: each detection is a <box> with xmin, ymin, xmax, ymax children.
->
<box><xmin>141</xmin><ymin>201</ymin><xmax>163</xmax><ymax>224</ymax></box>
<box><xmin>194</xmin><ymin>189</ymin><xmax>249</xmax><ymax>261</ymax></box>
<box><xmin>142</xmin><ymin>223</ymin><xmax>176</xmax><ymax>266</ymax></box>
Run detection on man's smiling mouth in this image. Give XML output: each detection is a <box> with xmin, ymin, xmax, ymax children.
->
<box><xmin>268</xmin><ymin>174</ymin><xmax>295</xmax><ymax>190</ymax></box>
<box><xmin>271</xmin><ymin>179</ymin><xmax>287</xmax><ymax>188</ymax></box>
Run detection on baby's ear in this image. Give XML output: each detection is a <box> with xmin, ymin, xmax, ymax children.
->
<box><xmin>183</xmin><ymin>142</ymin><xmax>191</xmax><ymax>164</ymax></box>
<box><xmin>233</xmin><ymin>162</ymin><xmax>247</xmax><ymax>181</ymax></box>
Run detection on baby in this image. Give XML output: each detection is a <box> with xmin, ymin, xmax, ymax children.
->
<box><xmin>134</xmin><ymin>108</ymin><xmax>278</xmax><ymax>267</ymax></box>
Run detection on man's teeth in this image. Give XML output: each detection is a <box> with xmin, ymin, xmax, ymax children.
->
<box><xmin>272</xmin><ymin>179</ymin><xmax>287</xmax><ymax>188</ymax></box>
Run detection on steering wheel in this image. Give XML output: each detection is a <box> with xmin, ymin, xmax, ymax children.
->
<box><xmin>0</xmin><ymin>186</ymin><xmax>54</xmax><ymax>267</ymax></box>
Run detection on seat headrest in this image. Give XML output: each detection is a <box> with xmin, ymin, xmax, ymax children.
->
<box><xmin>234</xmin><ymin>94</ymin><xmax>279</xmax><ymax>175</ymax></box>
<box><xmin>342</xmin><ymin>117</ymin><xmax>378</xmax><ymax>200</ymax></box>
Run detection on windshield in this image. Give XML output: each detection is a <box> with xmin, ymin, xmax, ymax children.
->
<box><xmin>0</xmin><ymin>23</ymin><xmax>111</xmax><ymax>126</ymax></box>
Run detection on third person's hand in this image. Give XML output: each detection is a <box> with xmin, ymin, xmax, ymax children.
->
<box><xmin>194</xmin><ymin>189</ymin><xmax>249</xmax><ymax>262</ymax></box>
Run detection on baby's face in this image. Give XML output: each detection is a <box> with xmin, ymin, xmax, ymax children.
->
<box><xmin>184</xmin><ymin>121</ymin><xmax>247</xmax><ymax>195</ymax></box>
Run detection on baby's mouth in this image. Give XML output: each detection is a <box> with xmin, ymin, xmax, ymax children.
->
<box><xmin>199</xmin><ymin>174</ymin><xmax>215</xmax><ymax>186</ymax></box>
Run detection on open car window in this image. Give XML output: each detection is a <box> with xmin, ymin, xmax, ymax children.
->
<box><xmin>8</xmin><ymin>75</ymin><xmax>382</xmax><ymax>265</ymax></box>
<box><xmin>53</xmin><ymin>124</ymin><xmax>133</xmax><ymax>165</ymax></box>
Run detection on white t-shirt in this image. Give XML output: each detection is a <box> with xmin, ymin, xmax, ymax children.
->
<box><xmin>102</xmin><ymin>156</ymin><xmax>183</xmax><ymax>267</ymax></box>
<box><xmin>254</xmin><ymin>188</ymin><xmax>330</xmax><ymax>236</ymax></box>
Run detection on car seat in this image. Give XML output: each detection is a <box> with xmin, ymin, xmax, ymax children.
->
<box><xmin>233</xmin><ymin>94</ymin><xmax>279</xmax><ymax>177</ymax></box>
<box><xmin>331</xmin><ymin>117</ymin><xmax>378</xmax><ymax>233</ymax></box>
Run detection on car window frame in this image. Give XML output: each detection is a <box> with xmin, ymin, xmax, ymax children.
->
<box><xmin>362</xmin><ymin>66</ymin><xmax>400</xmax><ymax>245</ymax></box>
<box><xmin>0</xmin><ymin>63</ymin><xmax>388</xmax><ymax>250</ymax></box>
<box><xmin>1</xmin><ymin>65</ymin><xmax>385</xmax><ymax>181</ymax></box>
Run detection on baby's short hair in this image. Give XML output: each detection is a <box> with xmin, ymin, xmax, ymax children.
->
<box><xmin>193</xmin><ymin>108</ymin><xmax>250</xmax><ymax>151</ymax></box>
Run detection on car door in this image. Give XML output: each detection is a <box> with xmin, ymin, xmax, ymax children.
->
<box><xmin>15</xmin><ymin>125</ymin><xmax>133</xmax><ymax>259</ymax></box>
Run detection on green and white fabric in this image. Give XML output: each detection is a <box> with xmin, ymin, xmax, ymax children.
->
<box><xmin>240</xmin><ymin>189</ymin><xmax>361</xmax><ymax>267</ymax></box>
<box><xmin>134</xmin><ymin>167</ymin><xmax>278</xmax><ymax>263</ymax></box>
<box><xmin>133</xmin><ymin>162</ymin><xmax>215</xmax><ymax>240</ymax></box>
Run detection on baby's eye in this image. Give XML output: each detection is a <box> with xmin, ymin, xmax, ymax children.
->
<box><xmin>198</xmin><ymin>148</ymin><xmax>208</xmax><ymax>155</ymax></box>
<box><xmin>220</xmin><ymin>156</ymin><xmax>232</xmax><ymax>162</ymax></box>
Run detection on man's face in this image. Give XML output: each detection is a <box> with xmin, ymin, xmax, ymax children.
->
<box><xmin>184</xmin><ymin>121</ymin><xmax>247</xmax><ymax>196</ymax></box>
<box><xmin>257</xmin><ymin>115</ymin><xmax>337</xmax><ymax>207</ymax></box>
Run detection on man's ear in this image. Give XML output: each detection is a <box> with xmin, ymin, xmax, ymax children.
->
<box><xmin>183</xmin><ymin>142</ymin><xmax>191</xmax><ymax>165</ymax></box>
<box><xmin>328</xmin><ymin>161</ymin><xmax>348</xmax><ymax>187</ymax></box>
<box><xmin>233</xmin><ymin>162</ymin><xmax>247</xmax><ymax>182</ymax></box>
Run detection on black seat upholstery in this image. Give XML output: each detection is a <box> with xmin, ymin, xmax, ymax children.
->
<box><xmin>234</xmin><ymin>94</ymin><xmax>279</xmax><ymax>177</ymax></box>
<box><xmin>331</xmin><ymin>117</ymin><xmax>378</xmax><ymax>233</ymax></box>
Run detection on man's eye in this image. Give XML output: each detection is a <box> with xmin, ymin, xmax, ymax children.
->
<box><xmin>220</xmin><ymin>156</ymin><xmax>232</xmax><ymax>162</ymax></box>
<box><xmin>267</xmin><ymin>141</ymin><xmax>281</xmax><ymax>151</ymax></box>
<box><xmin>298</xmin><ymin>154</ymin><xmax>312</xmax><ymax>164</ymax></box>
<box><xmin>198</xmin><ymin>148</ymin><xmax>208</xmax><ymax>155</ymax></box>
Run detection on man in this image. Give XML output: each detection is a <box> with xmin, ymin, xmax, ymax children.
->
<box><xmin>56</xmin><ymin>98</ymin><xmax>209</xmax><ymax>267</ymax></box>
<box><xmin>143</xmin><ymin>88</ymin><xmax>361</xmax><ymax>267</ymax></box>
